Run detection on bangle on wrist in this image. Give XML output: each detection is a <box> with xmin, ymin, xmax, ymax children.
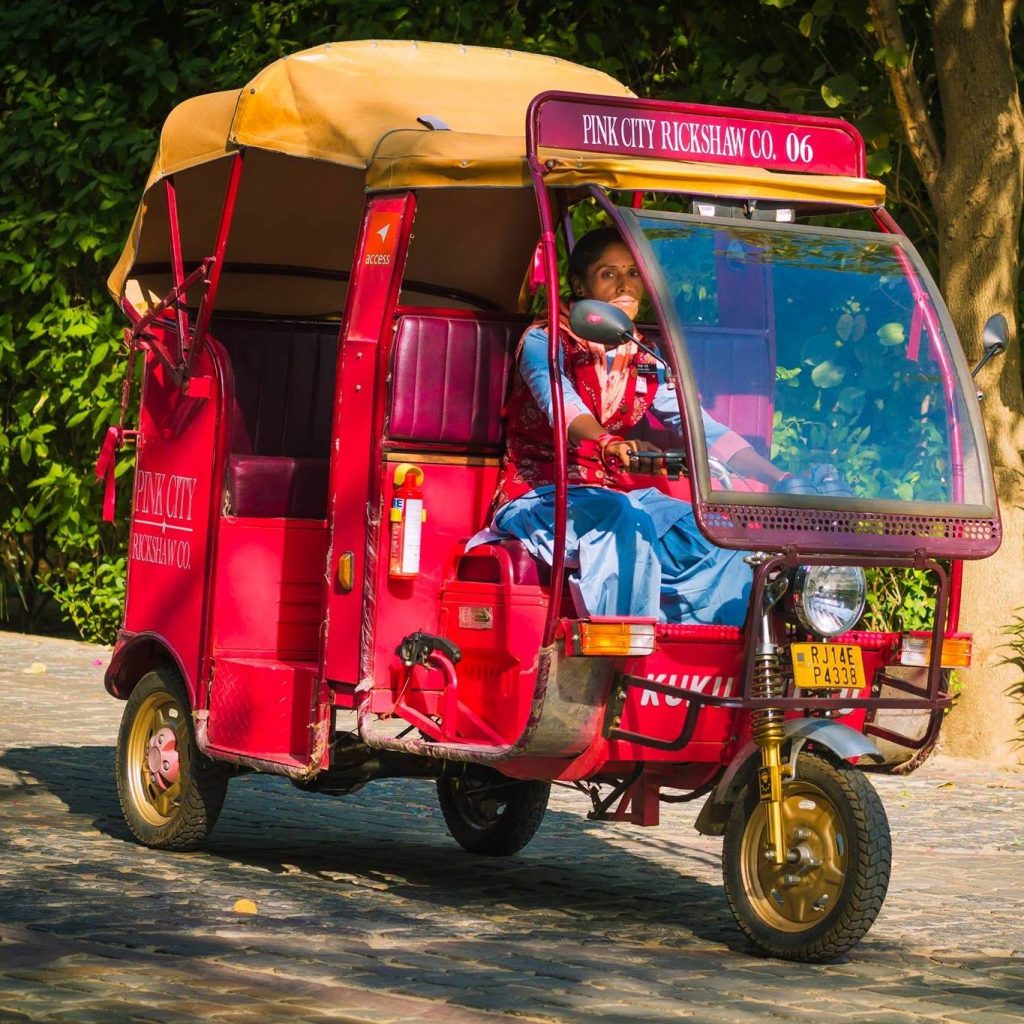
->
<box><xmin>596</xmin><ymin>433</ymin><xmax>625</xmax><ymax>467</ymax></box>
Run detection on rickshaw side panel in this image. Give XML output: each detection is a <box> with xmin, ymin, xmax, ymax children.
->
<box><xmin>370</xmin><ymin>463</ymin><xmax>543</xmax><ymax>745</ymax></box>
<box><xmin>120</xmin><ymin>334</ymin><xmax>228</xmax><ymax>707</ymax></box>
<box><xmin>210</xmin><ymin>517</ymin><xmax>328</xmax><ymax>658</ymax></box>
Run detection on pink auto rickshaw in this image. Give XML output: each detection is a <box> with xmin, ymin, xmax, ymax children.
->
<box><xmin>100</xmin><ymin>41</ymin><xmax>1002</xmax><ymax>961</ymax></box>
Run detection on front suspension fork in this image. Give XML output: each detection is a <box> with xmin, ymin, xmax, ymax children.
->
<box><xmin>748</xmin><ymin>557</ymin><xmax>791</xmax><ymax>866</ymax></box>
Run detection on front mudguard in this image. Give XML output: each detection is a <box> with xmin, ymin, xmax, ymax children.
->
<box><xmin>694</xmin><ymin>719</ymin><xmax>883</xmax><ymax>836</ymax></box>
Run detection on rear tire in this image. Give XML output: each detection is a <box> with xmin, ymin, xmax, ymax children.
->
<box><xmin>437</xmin><ymin>770</ymin><xmax>549</xmax><ymax>856</ymax></box>
<box><xmin>722</xmin><ymin>753</ymin><xmax>891</xmax><ymax>962</ymax></box>
<box><xmin>115</xmin><ymin>667</ymin><xmax>229</xmax><ymax>850</ymax></box>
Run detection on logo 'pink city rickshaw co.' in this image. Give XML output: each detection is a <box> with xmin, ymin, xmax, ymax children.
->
<box><xmin>131</xmin><ymin>469</ymin><xmax>198</xmax><ymax>569</ymax></box>
<box><xmin>537</xmin><ymin>99</ymin><xmax>862</xmax><ymax>176</ymax></box>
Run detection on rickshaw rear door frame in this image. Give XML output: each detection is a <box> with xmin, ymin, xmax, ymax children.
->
<box><xmin>321</xmin><ymin>191</ymin><xmax>418</xmax><ymax>691</ymax></box>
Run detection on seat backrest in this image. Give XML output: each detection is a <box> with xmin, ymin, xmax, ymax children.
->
<box><xmin>387</xmin><ymin>312</ymin><xmax>527</xmax><ymax>450</ymax></box>
<box><xmin>215</xmin><ymin>319</ymin><xmax>339</xmax><ymax>457</ymax></box>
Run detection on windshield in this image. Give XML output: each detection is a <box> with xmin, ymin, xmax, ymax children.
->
<box><xmin>623</xmin><ymin>211</ymin><xmax>993</xmax><ymax>513</ymax></box>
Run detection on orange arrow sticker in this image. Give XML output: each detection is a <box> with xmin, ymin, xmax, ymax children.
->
<box><xmin>364</xmin><ymin>212</ymin><xmax>401</xmax><ymax>267</ymax></box>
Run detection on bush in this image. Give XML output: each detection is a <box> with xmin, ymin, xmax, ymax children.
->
<box><xmin>0</xmin><ymin>0</ymin><xmax>704</xmax><ymax>641</ymax></box>
<box><xmin>1002</xmin><ymin>609</ymin><xmax>1024</xmax><ymax>747</ymax></box>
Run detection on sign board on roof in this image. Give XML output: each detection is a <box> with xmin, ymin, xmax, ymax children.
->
<box><xmin>531</xmin><ymin>94</ymin><xmax>866</xmax><ymax>178</ymax></box>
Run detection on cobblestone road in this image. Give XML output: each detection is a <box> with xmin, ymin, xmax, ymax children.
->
<box><xmin>1</xmin><ymin>631</ymin><xmax>1022</xmax><ymax>1023</ymax></box>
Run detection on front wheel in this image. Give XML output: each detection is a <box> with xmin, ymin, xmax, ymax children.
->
<box><xmin>722</xmin><ymin>753</ymin><xmax>891</xmax><ymax>962</ymax></box>
<box><xmin>437</xmin><ymin>771</ymin><xmax>549</xmax><ymax>856</ymax></box>
<box><xmin>115</xmin><ymin>667</ymin><xmax>229</xmax><ymax>850</ymax></box>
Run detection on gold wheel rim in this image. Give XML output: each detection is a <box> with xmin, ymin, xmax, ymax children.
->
<box><xmin>739</xmin><ymin>780</ymin><xmax>849</xmax><ymax>933</ymax></box>
<box><xmin>125</xmin><ymin>690</ymin><xmax>189</xmax><ymax>826</ymax></box>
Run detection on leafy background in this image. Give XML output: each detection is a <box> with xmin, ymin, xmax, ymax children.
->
<box><xmin>0</xmin><ymin>0</ymin><xmax>1011</xmax><ymax>643</ymax></box>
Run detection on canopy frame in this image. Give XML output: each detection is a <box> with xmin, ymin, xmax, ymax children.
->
<box><xmin>120</xmin><ymin>152</ymin><xmax>246</xmax><ymax>384</ymax></box>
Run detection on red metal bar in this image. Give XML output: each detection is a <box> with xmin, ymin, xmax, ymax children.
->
<box><xmin>527</xmin><ymin>112</ymin><xmax>569</xmax><ymax>648</ymax></box>
<box><xmin>947</xmin><ymin>559</ymin><xmax>963</xmax><ymax>632</ymax></box>
<box><xmin>593</xmin><ymin>187</ymin><xmax>698</xmax><ymax>489</ymax></box>
<box><xmin>193</xmin><ymin>152</ymin><xmax>245</xmax><ymax>357</ymax></box>
<box><xmin>119</xmin><ymin>296</ymin><xmax>142</xmax><ymax>327</ymax></box>
<box><xmin>127</xmin><ymin>262</ymin><xmax>209</xmax><ymax>336</ymax></box>
<box><xmin>164</xmin><ymin>177</ymin><xmax>190</xmax><ymax>360</ymax></box>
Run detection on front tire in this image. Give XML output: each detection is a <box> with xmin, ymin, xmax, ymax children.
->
<box><xmin>722</xmin><ymin>753</ymin><xmax>891</xmax><ymax>962</ymax></box>
<box><xmin>115</xmin><ymin>667</ymin><xmax>229</xmax><ymax>850</ymax></box>
<box><xmin>437</xmin><ymin>770</ymin><xmax>549</xmax><ymax>856</ymax></box>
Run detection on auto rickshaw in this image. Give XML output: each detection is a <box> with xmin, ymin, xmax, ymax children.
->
<box><xmin>99</xmin><ymin>41</ymin><xmax>1002</xmax><ymax>962</ymax></box>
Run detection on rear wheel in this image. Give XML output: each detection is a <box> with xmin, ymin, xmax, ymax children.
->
<box><xmin>437</xmin><ymin>771</ymin><xmax>549</xmax><ymax>856</ymax></box>
<box><xmin>115</xmin><ymin>667</ymin><xmax>229</xmax><ymax>850</ymax></box>
<box><xmin>722</xmin><ymin>753</ymin><xmax>891</xmax><ymax>962</ymax></box>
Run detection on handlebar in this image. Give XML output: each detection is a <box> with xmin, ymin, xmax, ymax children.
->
<box><xmin>627</xmin><ymin>449</ymin><xmax>688</xmax><ymax>481</ymax></box>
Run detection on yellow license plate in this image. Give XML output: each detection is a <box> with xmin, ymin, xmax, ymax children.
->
<box><xmin>791</xmin><ymin>643</ymin><xmax>867</xmax><ymax>690</ymax></box>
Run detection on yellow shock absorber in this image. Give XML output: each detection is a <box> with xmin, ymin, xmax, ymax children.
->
<box><xmin>751</xmin><ymin>641</ymin><xmax>790</xmax><ymax>866</ymax></box>
<box><xmin>744</xmin><ymin>555</ymin><xmax>792</xmax><ymax>866</ymax></box>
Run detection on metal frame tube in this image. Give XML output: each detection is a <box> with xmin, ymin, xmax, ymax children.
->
<box><xmin>163</xmin><ymin>177</ymin><xmax>191</xmax><ymax>360</ymax></box>
<box><xmin>193</xmin><ymin>151</ymin><xmax>245</xmax><ymax>357</ymax></box>
<box><xmin>526</xmin><ymin>127</ymin><xmax>569</xmax><ymax>647</ymax></box>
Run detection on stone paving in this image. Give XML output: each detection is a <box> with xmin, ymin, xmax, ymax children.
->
<box><xmin>0</xmin><ymin>629</ymin><xmax>1022</xmax><ymax>1023</ymax></box>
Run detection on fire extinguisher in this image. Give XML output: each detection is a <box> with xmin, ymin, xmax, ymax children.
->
<box><xmin>389</xmin><ymin>463</ymin><xmax>426</xmax><ymax>579</ymax></box>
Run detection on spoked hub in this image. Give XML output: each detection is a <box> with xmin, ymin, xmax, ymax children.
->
<box><xmin>125</xmin><ymin>691</ymin><xmax>188</xmax><ymax>824</ymax></box>
<box><xmin>742</xmin><ymin>782</ymin><xmax>847</xmax><ymax>929</ymax></box>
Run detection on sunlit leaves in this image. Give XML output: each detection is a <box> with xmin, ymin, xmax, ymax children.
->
<box><xmin>821</xmin><ymin>72</ymin><xmax>858</xmax><ymax>108</ymax></box>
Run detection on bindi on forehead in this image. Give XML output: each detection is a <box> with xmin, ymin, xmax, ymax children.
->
<box><xmin>591</xmin><ymin>259</ymin><xmax>637</xmax><ymax>274</ymax></box>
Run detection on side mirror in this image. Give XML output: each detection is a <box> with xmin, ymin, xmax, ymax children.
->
<box><xmin>569</xmin><ymin>299</ymin><xmax>635</xmax><ymax>346</ymax></box>
<box><xmin>972</xmin><ymin>313</ymin><xmax>1009</xmax><ymax>378</ymax></box>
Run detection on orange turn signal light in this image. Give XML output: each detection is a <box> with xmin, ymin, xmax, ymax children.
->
<box><xmin>337</xmin><ymin>551</ymin><xmax>354</xmax><ymax>592</ymax></box>
<box><xmin>898</xmin><ymin>632</ymin><xmax>972</xmax><ymax>669</ymax></box>
<box><xmin>577</xmin><ymin>621</ymin><xmax>657</xmax><ymax>657</ymax></box>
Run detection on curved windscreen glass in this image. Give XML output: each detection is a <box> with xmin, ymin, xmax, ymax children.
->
<box><xmin>626</xmin><ymin>212</ymin><xmax>990</xmax><ymax>510</ymax></box>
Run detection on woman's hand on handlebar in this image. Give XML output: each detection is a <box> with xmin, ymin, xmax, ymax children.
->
<box><xmin>599</xmin><ymin>436</ymin><xmax>661</xmax><ymax>469</ymax></box>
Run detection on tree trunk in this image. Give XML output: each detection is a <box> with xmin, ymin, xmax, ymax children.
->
<box><xmin>930</xmin><ymin>0</ymin><xmax>1024</xmax><ymax>763</ymax></box>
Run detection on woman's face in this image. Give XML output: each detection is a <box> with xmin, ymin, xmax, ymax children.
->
<box><xmin>573</xmin><ymin>241</ymin><xmax>644</xmax><ymax>321</ymax></box>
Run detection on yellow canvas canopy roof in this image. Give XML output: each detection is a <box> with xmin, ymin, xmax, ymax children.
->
<box><xmin>109</xmin><ymin>40</ymin><xmax>885</xmax><ymax>317</ymax></box>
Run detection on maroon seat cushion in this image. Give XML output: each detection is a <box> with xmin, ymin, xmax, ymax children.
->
<box><xmin>226</xmin><ymin>455</ymin><xmax>329</xmax><ymax>519</ymax></box>
<box><xmin>387</xmin><ymin>313</ymin><xmax>525</xmax><ymax>448</ymax></box>
<box><xmin>457</xmin><ymin>540</ymin><xmax>550</xmax><ymax>586</ymax></box>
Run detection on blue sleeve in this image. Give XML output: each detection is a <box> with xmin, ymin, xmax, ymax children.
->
<box><xmin>649</xmin><ymin>372</ymin><xmax>730</xmax><ymax>447</ymax></box>
<box><xmin>518</xmin><ymin>327</ymin><xmax>590</xmax><ymax>428</ymax></box>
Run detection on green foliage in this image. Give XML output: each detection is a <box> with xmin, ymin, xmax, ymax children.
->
<box><xmin>1002</xmin><ymin>610</ymin><xmax>1024</xmax><ymax>747</ymax></box>
<box><xmin>0</xmin><ymin>0</ymin><xmax>1005</xmax><ymax>642</ymax></box>
<box><xmin>0</xmin><ymin>0</ymin><xmax>710</xmax><ymax>639</ymax></box>
<box><xmin>0</xmin><ymin>3</ymin><xmax>159</xmax><ymax>635</ymax></box>
<box><xmin>862</xmin><ymin>568</ymin><xmax>935</xmax><ymax>632</ymax></box>
<box><xmin>38</xmin><ymin>559</ymin><xmax>126</xmax><ymax>643</ymax></box>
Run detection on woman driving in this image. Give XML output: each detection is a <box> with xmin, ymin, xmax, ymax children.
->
<box><xmin>476</xmin><ymin>226</ymin><xmax>785</xmax><ymax>626</ymax></box>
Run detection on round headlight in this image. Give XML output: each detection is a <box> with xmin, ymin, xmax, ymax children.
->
<box><xmin>792</xmin><ymin>565</ymin><xmax>866</xmax><ymax>637</ymax></box>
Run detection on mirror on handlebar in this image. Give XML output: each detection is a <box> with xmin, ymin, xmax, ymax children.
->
<box><xmin>569</xmin><ymin>299</ymin><xmax>636</xmax><ymax>346</ymax></box>
<box><xmin>972</xmin><ymin>313</ymin><xmax>1009</xmax><ymax>379</ymax></box>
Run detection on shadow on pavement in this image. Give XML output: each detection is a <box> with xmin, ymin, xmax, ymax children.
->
<box><xmin>3</xmin><ymin>743</ymin><xmax>1023</xmax><ymax>1020</ymax></box>
<box><xmin>0</xmin><ymin>743</ymin><xmax>741</xmax><ymax>947</ymax></box>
